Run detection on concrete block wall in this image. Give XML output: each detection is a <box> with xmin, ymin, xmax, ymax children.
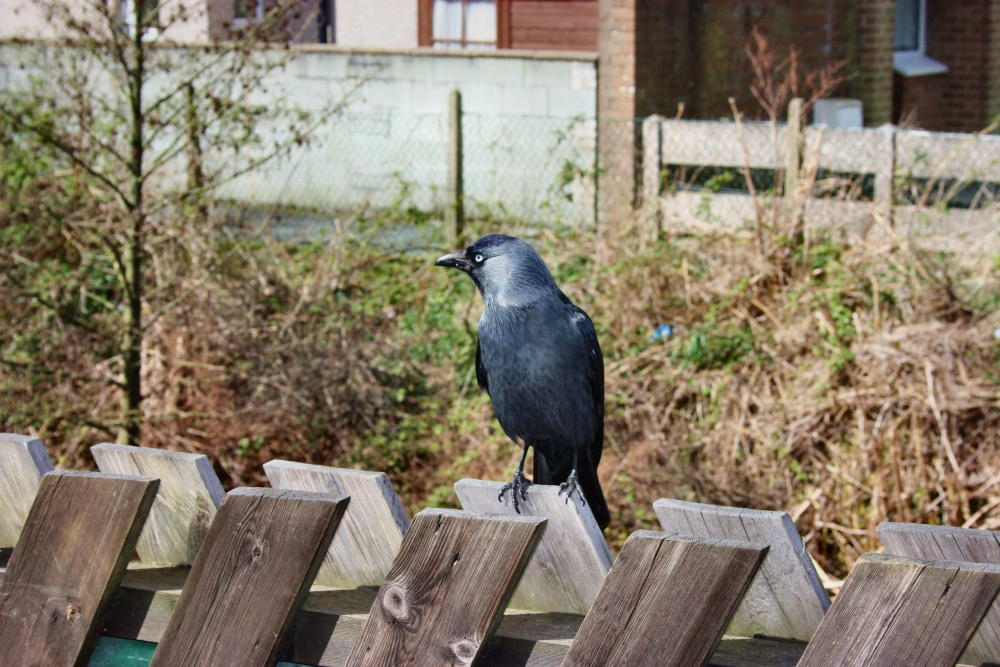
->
<box><xmin>223</xmin><ymin>47</ymin><xmax>598</xmax><ymax>224</ymax></box>
<box><xmin>0</xmin><ymin>41</ymin><xmax>597</xmax><ymax>225</ymax></box>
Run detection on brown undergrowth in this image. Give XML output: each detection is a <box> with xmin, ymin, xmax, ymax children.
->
<box><xmin>4</xmin><ymin>197</ymin><xmax>999</xmax><ymax>578</ymax></box>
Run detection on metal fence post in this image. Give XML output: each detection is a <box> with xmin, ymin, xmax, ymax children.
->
<box><xmin>785</xmin><ymin>97</ymin><xmax>803</xmax><ymax>198</ymax></box>
<box><xmin>446</xmin><ymin>89</ymin><xmax>464</xmax><ymax>244</ymax></box>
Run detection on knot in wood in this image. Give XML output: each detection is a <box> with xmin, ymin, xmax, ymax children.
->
<box><xmin>381</xmin><ymin>584</ymin><xmax>418</xmax><ymax>630</ymax></box>
<box><xmin>250</xmin><ymin>537</ymin><xmax>266</xmax><ymax>561</ymax></box>
<box><xmin>449</xmin><ymin>639</ymin><xmax>478</xmax><ymax>664</ymax></box>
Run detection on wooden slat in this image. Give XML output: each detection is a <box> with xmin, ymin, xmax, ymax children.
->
<box><xmin>148</xmin><ymin>488</ymin><xmax>349</xmax><ymax>667</ymax></box>
<box><xmin>0</xmin><ymin>470</ymin><xmax>158</xmax><ymax>667</ymax></box>
<box><xmin>264</xmin><ymin>460</ymin><xmax>408</xmax><ymax>588</ymax></box>
<box><xmin>455</xmin><ymin>479</ymin><xmax>611</xmax><ymax>614</ymax></box>
<box><xmin>654</xmin><ymin>498</ymin><xmax>829</xmax><ymax>641</ymax></box>
<box><xmin>100</xmin><ymin>568</ymin><xmax>810</xmax><ymax>667</ymax></box>
<box><xmin>797</xmin><ymin>553</ymin><xmax>1000</xmax><ymax>667</ymax></box>
<box><xmin>92</xmin><ymin>444</ymin><xmax>225</xmax><ymax>566</ymax></box>
<box><xmin>345</xmin><ymin>508</ymin><xmax>546</xmax><ymax>667</ymax></box>
<box><xmin>0</xmin><ymin>433</ymin><xmax>54</xmax><ymax>548</ymax></box>
<box><xmin>562</xmin><ymin>531</ymin><xmax>768</xmax><ymax>667</ymax></box>
<box><xmin>878</xmin><ymin>521</ymin><xmax>1000</xmax><ymax>666</ymax></box>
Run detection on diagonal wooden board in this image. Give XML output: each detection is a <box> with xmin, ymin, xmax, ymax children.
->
<box><xmin>346</xmin><ymin>508</ymin><xmax>546</xmax><ymax>666</ymax></box>
<box><xmin>455</xmin><ymin>479</ymin><xmax>612</xmax><ymax>615</ymax></box>
<box><xmin>653</xmin><ymin>498</ymin><xmax>829</xmax><ymax>641</ymax></box>
<box><xmin>91</xmin><ymin>444</ymin><xmax>225</xmax><ymax>567</ymax></box>
<box><xmin>0</xmin><ymin>433</ymin><xmax>55</xmax><ymax>548</ymax></box>
<box><xmin>877</xmin><ymin>521</ymin><xmax>1000</xmax><ymax>666</ymax></box>
<box><xmin>561</xmin><ymin>531</ymin><xmax>768</xmax><ymax>667</ymax></box>
<box><xmin>264</xmin><ymin>460</ymin><xmax>409</xmax><ymax>588</ymax></box>
<box><xmin>797</xmin><ymin>552</ymin><xmax>1000</xmax><ymax>667</ymax></box>
<box><xmin>0</xmin><ymin>470</ymin><xmax>158</xmax><ymax>667</ymax></box>
<box><xmin>148</xmin><ymin>488</ymin><xmax>349</xmax><ymax>667</ymax></box>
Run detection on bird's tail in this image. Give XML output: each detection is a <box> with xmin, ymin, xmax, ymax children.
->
<box><xmin>534</xmin><ymin>451</ymin><xmax>610</xmax><ymax>530</ymax></box>
<box><xmin>576</xmin><ymin>456</ymin><xmax>611</xmax><ymax>530</ymax></box>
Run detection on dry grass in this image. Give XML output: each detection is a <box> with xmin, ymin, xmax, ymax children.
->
<box><xmin>396</xmin><ymin>213</ymin><xmax>1000</xmax><ymax>577</ymax></box>
<box><xmin>4</xmin><ymin>185</ymin><xmax>999</xmax><ymax>578</ymax></box>
<box><xmin>549</xmin><ymin>218</ymin><xmax>999</xmax><ymax>576</ymax></box>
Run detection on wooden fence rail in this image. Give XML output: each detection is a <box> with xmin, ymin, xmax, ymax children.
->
<box><xmin>641</xmin><ymin>110</ymin><xmax>1000</xmax><ymax>256</ymax></box>
<box><xmin>0</xmin><ymin>436</ymin><xmax>998</xmax><ymax>667</ymax></box>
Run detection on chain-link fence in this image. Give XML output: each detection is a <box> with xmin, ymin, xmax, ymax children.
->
<box><xmin>216</xmin><ymin>108</ymin><xmax>598</xmax><ymax>228</ymax></box>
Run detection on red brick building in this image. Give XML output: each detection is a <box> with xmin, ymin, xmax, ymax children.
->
<box><xmin>597</xmin><ymin>0</ymin><xmax>1000</xmax><ymax>218</ymax></box>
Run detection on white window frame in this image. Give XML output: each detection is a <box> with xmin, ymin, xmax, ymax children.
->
<box><xmin>231</xmin><ymin>0</ymin><xmax>266</xmax><ymax>31</ymax></box>
<box><xmin>119</xmin><ymin>0</ymin><xmax>160</xmax><ymax>41</ymax></box>
<box><xmin>893</xmin><ymin>0</ymin><xmax>948</xmax><ymax>77</ymax></box>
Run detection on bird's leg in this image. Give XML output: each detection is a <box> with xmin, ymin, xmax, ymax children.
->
<box><xmin>498</xmin><ymin>443</ymin><xmax>531</xmax><ymax>514</ymax></box>
<box><xmin>558</xmin><ymin>449</ymin><xmax>586</xmax><ymax>506</ymax></box>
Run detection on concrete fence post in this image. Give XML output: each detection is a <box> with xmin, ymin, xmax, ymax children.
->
<box><xmin>641</xmin><ymin>115</ymin><xmax>664</xmax><ymax>241</ymax></box>
<box><xmin>446</xmin><ymin>89</ymin><xmax>464</xmax><ymax>244</ymax></box>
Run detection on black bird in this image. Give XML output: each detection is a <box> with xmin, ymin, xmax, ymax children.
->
<box><xmin>435</xmin><ymin>234</ymin><xmax>610</xmax><ymax>530</ymax></box>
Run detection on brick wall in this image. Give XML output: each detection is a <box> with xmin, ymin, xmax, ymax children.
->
<box><xmin>990</xmin><ymin>0</ymin><xmax>1000</xmax><ymax>124</ymax></box>
<box><xmin>892</xmin><ymin>0</ymin><xmax>996</xmax><ymax>132</ymax></box>
<box><xmin>855</xmin><ymin>0</ymin><xmax>894</xmax><ymax>126</ymax></box>
<box><xmin>600</xmin><ymin>0</ymin><xmax>893</xmax><ymax>124</ymax></box>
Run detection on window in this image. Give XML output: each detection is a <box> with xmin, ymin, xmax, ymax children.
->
<box><xmin>118</xmin><ymin>0</ymin><xmax>159</xmax><ymax>39</ymax></box>
<box><xmin>234</xmin><ymin>0</ymin><xmax>266</xmax><ymax>21</ymax></box>
<box><xmin>893</xmin><ymin>0</ymin><xmax>947</xmax><ymax>76</ymax></box>
<box><xmin>893</xmin><ymin>0</ymin><xmax>923</xmax><ymax>53</ymax></box>
<box><xmin>420</xmin><ymin>0</ymin><xmax>499</xmax><ymax>50</ymax></box>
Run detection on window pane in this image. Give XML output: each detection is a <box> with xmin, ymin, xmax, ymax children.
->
<box><xmin>894</xmin><ymin>0</ymin><xmax>921</xmax><ymax>52</ymax></box>
<box><xmin>465</xmin><ymin>0</ymin><xmax>497</xmax><ymax>49</ymax></box>
<box><xmin>433</xmin><ymin>0</ymin><xmax>462</xmax><ymax>42</ymax></box>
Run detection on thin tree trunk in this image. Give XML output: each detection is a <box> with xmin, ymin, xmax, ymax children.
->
<box><xmin>118</xmin><ymin>7</ymin><xmax>147</xmax><ymax>446</ymax></box>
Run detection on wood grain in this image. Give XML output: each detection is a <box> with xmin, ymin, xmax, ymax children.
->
<box><xmin>346</xmin><ymin>508</ymin><xmax>546</xmax><ymax>667</ymax></box>
<box><xmin>0</xmin><ymin>433</ymin><xmax>54</xmax><ymax>547</ymax></box>
<box><xmin>878</xmin><ymin>521</ymin><xmax>1000</xmax><ymax>666</ymax></box>
<box><xmin>562</xmin><ymin>531</ymin><xmax>767</xmax><ymax>667</ymax></box>
<box><xmin>455</xmin><ymin>479</ymin><xmax>612</xmax><ymax>615</ymax></box>
<box><xmin>0</xmin><ymin>470</ymin><xmax>158</xmax><ymax>667</ymax></box>
<box><xmin>92</xmin><ymin>444</ymin><xmax>225</xmax><ymax>566</ymax></box>
<box><xmin>99</xmin><ymin>568</ymin><xmax>811</xmax><ymax>667</ymax></box>
<box><xmin>797</xmin><ymin>552</ymin><xmax>1000</xmax><ymax>667</ymax></box>
<box><xmin>148</xmin><ymin>488</ymin><xmax>349</xmax><ymax>667</ymax></box>
<box><xmin>264</xmin><ymin>460</ymin><xmax>408</xmax><ymax>588</ymax></box>
<box><xmin>654</xmin><ymin>498</ymin><xmax>829</xmax><ymax>641</ymax></box>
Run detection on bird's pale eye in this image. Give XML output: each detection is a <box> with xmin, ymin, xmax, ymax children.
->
<box><xmin>474</xmin><ymin>254</ymin><xmax>485</xmax><ymax>264</ymax></box>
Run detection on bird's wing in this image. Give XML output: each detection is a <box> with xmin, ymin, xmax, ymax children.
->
<box><xmin>566</xmin><ymin>299</ymin><xmax>604</xmax><ymax>467</ymax></box>
<box><xmin>476</xmin><ymin>339</ymin><xmax>489</xmax><ymax>392</ymax></box>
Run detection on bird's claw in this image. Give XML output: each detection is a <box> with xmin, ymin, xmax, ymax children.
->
<box><xmin>498</xmin><ymin>470</ymin><xmax>530</xmax><ymax>514</ymax></box>
<box><xmin>558</xmin><ymin>470</ymin><xmax>586</xmax><ymax>506</ymax></box>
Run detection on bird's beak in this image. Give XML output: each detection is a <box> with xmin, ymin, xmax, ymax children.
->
<box><xmin>434</xmin><ymin>250</ymin><xmax>470</xmax><ymax>271</ymax></box>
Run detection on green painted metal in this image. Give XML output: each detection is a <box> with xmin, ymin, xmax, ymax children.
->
<box><xmin>88</xmin><ymin>636</ymin><xmax>311</xmax><ymax>666</ymax></box>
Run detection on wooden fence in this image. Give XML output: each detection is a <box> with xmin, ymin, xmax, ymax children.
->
<box><xmin>1</xmin><ymin>432</ymin><xmax>999</xmax><ymax>666</ymax></box>
<box><xmin>641</xmin><ymin>110</ymin><xmax>1000</xmax><ymax>255</ymax></box>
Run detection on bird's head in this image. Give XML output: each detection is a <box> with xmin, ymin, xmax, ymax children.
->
<box><xmin>435</xmin><ymin>234</ymin><xmax>558</xmax><ymax>306</ymax></box>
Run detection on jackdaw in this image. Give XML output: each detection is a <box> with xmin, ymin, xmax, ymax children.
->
<box><xmin>435</xmin><ymin>234</ymin><xmax>610</xmax><ymax>529</ymax></box>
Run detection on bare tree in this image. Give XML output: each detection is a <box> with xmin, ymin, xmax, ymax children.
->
<box><xmin>0</xmin><ymin>0</ymin><xmax>355</xmax><ymax>445</ymax></box>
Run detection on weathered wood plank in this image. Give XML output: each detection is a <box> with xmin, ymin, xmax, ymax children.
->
<box><xmin>455</xmin><ymin>479</ymin><xmax>612</xmax><ymax>615</ymax></box>
<box><xmin>797</xmin><ymin>553</ymin><xmax>1000</xmax><ymax>667</ymax></box>
<box><xmin>878</xmin><ymin>521</ymin><xmax>1000</xmax><ymax>666</ymax></box>
<box><xmin>345</xmin><ymin>508</ymin><xmax>546</xmax><ymax>667</ymax></box>
<box><xmin>99</xmin><ymin>568</ymin><xmax>811</xmax><ymax>667</ymax></box>
<box><xmin>264</xmin><ymin>460</ymin><xmax>408</xmax><ymax>588</ymax></box>
<box><xmin>653</xmin><ymin>498</ymin><xmax>829</xmax><ymax>641</ymax></box>
<box><xmin>92</xmin><ymin>444</ymin><xmax>225</xmax><ymax>567</ymax></box>
<box><xmin>148</xmin><ymin>488</ymin><xmax>349</xmax><ymax>667</ymax></box>
<box><xmin>0</xmin><ymin>433</ymin><xmax>54</xmax><ymax>547</ymax></box>
<box><xmin>0</xmin><ymin>470</ymin><xmax>158</xmax><ymax>667</ymax></box>
<box><xmin>562</xmin><ymin>531</ymin><xmax>767</xmax><ymax>667</ymax></box>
